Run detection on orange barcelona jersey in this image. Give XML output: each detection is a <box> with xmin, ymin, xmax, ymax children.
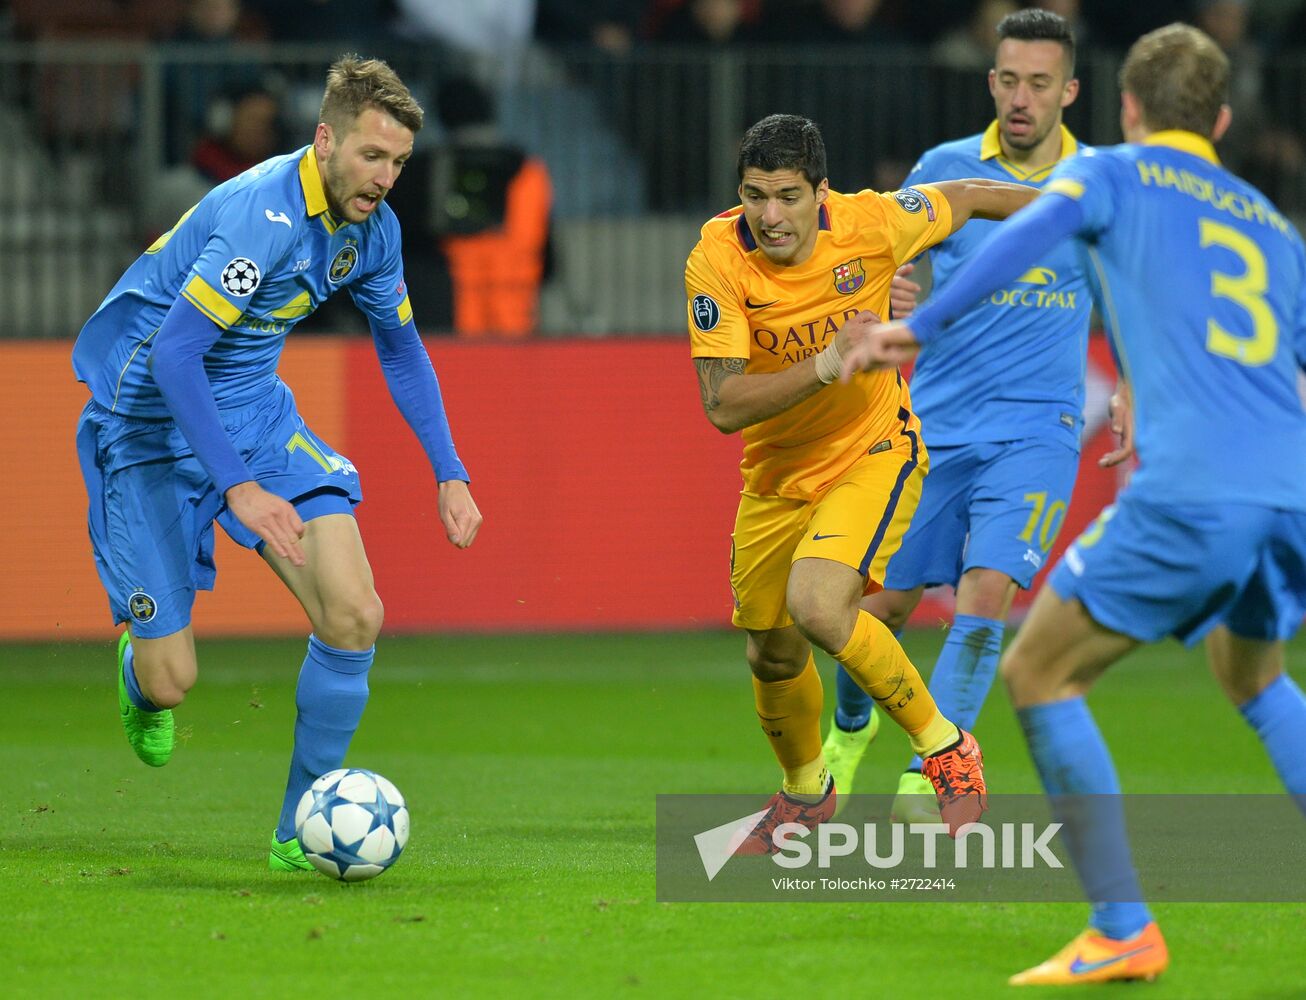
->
<box><xmin>686</xmin><ymin>185</ymin><xmax>954</xmax><ymax>499</ymax></box>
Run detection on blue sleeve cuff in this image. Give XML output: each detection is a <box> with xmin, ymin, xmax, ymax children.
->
<box><xmin>911</xmin><ymin>193</ymin><xmax>1086</xmax><ymax>346</ymax></box>
<box><xmin>147</xmin><ymin>296</ymin><xmax>253</xmax><ymax>495</ymax></box>
<box><xmin>370</xmin><ymin>319</ymin><xmax>469</xmax><ymax>483</ymax></box>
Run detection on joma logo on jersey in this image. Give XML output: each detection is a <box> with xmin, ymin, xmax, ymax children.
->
<box><xmin>328</xmin><ymin>244</ymin><xmax>359</xmax><ymax>283</ymax></box>
<box><xmin>832</xmin><ymin>259</ymin><xmax>865</xmax><ymax>295</ymax></box>
<box><xmin>754</xmin><ymin>309</ymin><xmax>860</xmax><ymax>364</ymax></box>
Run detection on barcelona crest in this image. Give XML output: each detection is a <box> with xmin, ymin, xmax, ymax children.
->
<box><xmin>833</xmin><ymin>258</ymin><xmax>865</xmax><ymax>295</ymax></box>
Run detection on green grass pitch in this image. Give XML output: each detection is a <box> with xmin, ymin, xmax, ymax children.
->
<box><xmin>4</xmin><ymin>631</ymin><xmax>1304</xmax><ymax>998</ymax></box>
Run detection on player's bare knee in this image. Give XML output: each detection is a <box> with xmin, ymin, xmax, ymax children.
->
<box><xmin>745</xmin><ymin>636</ymin><xmax>806</xmax><ymax>682</ymax></box>
<box><xmin>787</xmin><ymin>596</ymin><xmax>852</xmax><ymax>655</ymax></box>
<box><xmin>999</xmin><ymin>644</ymin><xmax>1037</xmax><ymax>701</ymax></box>
<box><xmin>957</xmin><ymin>569</ymin><xmax>1019</xmax><ymax>621</ymax></box>
<box><xmin>316</xmin><ymin>591</ymin><xmax>384</xmax><ymax>650</ymax></box>
<box><xmin>874</xmin><ymin>599</ymin><xmax>913</xmax><ymax>634</ymax></box>
<box><xmin>746</xmin><ymin>650</ymin><xmax>805</xmax><ymax>682</ymax></box>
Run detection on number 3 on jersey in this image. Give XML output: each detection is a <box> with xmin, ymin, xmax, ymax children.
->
<box><xmin>1199</xmin><ymin>217</ymin><xmax>1278</xmax><ymax>367</ymax></box>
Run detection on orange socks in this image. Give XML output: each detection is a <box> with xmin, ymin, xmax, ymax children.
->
<box><xmin>752</xmin><ymin>654</ymin><xmax>828</xmax><ymax>797</ymax></box>
<box><xmin>835</xmin><ymin>610</ymin><xmax>958</xmax><ymax>757</ymax></box>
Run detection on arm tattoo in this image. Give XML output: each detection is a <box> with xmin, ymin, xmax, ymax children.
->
<box><xmin>694</xmin><ymin>357</ymin><xmax>746</xmax><ymax>412</ymax></box>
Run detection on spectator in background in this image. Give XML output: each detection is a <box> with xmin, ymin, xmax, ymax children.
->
<box><xmin>385</xmin><ymin>74</ymin><xmax>554</xmax><ymax>338</ymax></box>
<box><xmin>534</xmin><ymin>0</ymin><xmax>648</xmax><ymax>54</ymax></box>
<box><xmin>655</xmin><ymin>0</ymin><xmax>757</xmax><ymax>44</ymax></box>
<box><xmin>165</xmin><ymin>0</ymin><xmax>269</xmax><ymax>162</ymax></box>
<box><xmin>253</xmin><ymin>0</ymin><xmax>399</xmax><ymax>44</ymax></box>
<box><xmin>392</xmin><ymin>0</ymin><xmax>536</xmax><ymax>56</ymax></box>
<box><xmin>931</xmin><ymin>0</ymin><xmax>1019</xmax><ymax>70</ymax></box>
<box><xmin>748</xmin><ymin>0</ymin><xmax>903</xmax><ymax>46</ymax></box>
<box><xmin>1192</xmin><ymin>0</ymin><xmax>1306</xmax><ymax>209</ymax></box>
<box><xmin>190</xmin><ymin>86</ymin><xmax>283</xmax><ymax>184</ymax></box>
<box><xmin>146</xmin><ymin>84</ymin><xmax>284</xmax><ymax>247</ymax></box>
<box><xmin>1035</xmin><ymin>0</ymin><xmax>1090</xmax><ymax>48</ymax></box>
<box><xmin>742</xmin><ymin>0</ymin><xmax>912</xmax><ymax>195</ymax></box>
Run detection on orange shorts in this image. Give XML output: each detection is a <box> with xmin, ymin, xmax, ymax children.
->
<box><xmin>729</xmin><ymin>434</ymin><xmax>928</xmax><ymax>631</ymax></box>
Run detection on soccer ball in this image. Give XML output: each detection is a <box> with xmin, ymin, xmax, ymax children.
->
<box><xmin>294</xmin><ymin>768</ymin><xmax>409</xmax><ymax>882</ymax></box>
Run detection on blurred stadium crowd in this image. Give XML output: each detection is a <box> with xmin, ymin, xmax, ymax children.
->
<box><xmin>2</xmin><ymin>0</ymin><xmax>1305</xmax><ymax>337</ymax></box>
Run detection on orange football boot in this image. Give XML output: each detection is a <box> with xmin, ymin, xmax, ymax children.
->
<box><xmin>1010</xmin><ymin>922</ymin><xmax>1169</xmax><ymax>986</ymax></box>
<box><xmin>730</xmin><ymin>780</ymin><xmax>836</xmax><ymax>856</ymax></box>
<box><xmin>921</xmin><ymin>729</ymin><xmax>987</xmax><ymax>835</ymax></box>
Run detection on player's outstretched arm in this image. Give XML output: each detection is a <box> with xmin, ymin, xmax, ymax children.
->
<box><xmin>842</xmin><ymin>194</ymin><xmax>1089</xmax><ymax>380</ymax></box>
<box><xmin>694</xmin><ymin>311</ymin><xmax>879</xmax><ymax>434</ymax></box>
<box><xmin>838</xmin><ymin>318</ymin><xmax>922</xmax><ymax>378</ymax></box>
<box><xmin>932</xmin><ymin>178</ymin><xmax>1038</xmax><ymax>233</ymax></box>
<box><xmin>369</xmin><ymin>317</ymin><xmax>482</xmax><ymax>549</ymax></box>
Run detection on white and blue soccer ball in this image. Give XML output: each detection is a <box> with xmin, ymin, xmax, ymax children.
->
<box><xmin>294</xmin><ymin>768</ymin><xmax>409</xmax><ymax>882</ymax></box>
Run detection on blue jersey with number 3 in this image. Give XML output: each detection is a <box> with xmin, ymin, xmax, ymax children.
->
<box><xmin>1046</xmin><ymin>131</ymin><xmax>1306</xmax><ymax>511</ymax></box>
<box><xmin>73</xmin><ymin>146</ymin><xmax>414</xmax><ymax>419</ymax></box>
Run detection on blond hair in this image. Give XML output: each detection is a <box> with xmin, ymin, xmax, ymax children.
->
<box><xmin>319</xmin><ymin>55</ymin><xmax>424</xmax><ymax>135</ymax></box>
<box><xmin>1119</xmin><ymin>24</ymin><xmax>1228</xmax><ymax>135</ymax></box>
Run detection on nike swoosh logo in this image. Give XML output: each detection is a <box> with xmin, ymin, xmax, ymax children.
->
<box><xmin>745</xmin><ymin>298</ymin><xmax>779</xmax><ymax>309</ymax></box>
<box><xmin>265</xmin><ymin>209</ymin><xmax>292</xmax><ymax>228</ymax></box>
<box><xmin>811</xmin><ymin>532</ymin><xmax>846</xmax><ymax>541</ymax></box>
<box><xmin>1068</xmin><ymin>944</ymin><xmax>1153</xmax><ymax>975</ymax></box>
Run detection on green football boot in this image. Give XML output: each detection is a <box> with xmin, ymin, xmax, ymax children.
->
<box><xmin>269</xmin><ymin>832</ymin><xmax>314</xmax><ymax>872</ymax></box>
<box><xmin>821</xmin><ymin>706</ymin><xmax>880</xmax><ymax>818</ymax></box>
<box><xmin>116</xmin><ymin>632</ymin><xmax>174</xmax><ymax>767</ymax></box>
<box><xmin>891</xmin><ymin>768</ymin><xmax>942</xmax><ymax>825</ymax></box>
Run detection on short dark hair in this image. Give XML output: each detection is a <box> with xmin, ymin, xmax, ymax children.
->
<box><xmin>737</xmin><ymin>114</ymin><xmax>827</xmax><ymax>191</ymax></box>
<box><xmin>1120</xmin><ymin>23</ymin><xmax>1228</xmax><ymax>136</ymax></box>
<box><xmin>320</xmin><ymin>54</ymin><xmax>424</xmax><ymax>136</ymax></box>
<box><xmin>995</xmin><ymin>8</ymin><xmax>1075</xmax><ymax>73</ymax></box>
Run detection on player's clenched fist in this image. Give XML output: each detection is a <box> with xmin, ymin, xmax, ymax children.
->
<box><xmin>438</xmin><ymin>479</ymin><xmax>482</xmax><ymax>549</ymax></box>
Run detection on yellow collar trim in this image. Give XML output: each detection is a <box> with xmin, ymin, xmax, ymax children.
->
<box><xmin>298</xmin><ymin>147</ymin><xmax>342</xmax><ymax>232</ymax></box>
<box><xmin>1141</xmin><ymin>130</ymin><xmax>1219</xmax><ymax>165</ymax></box>
<box><xmin>980</xmin><ymin>121</ymin><xmax>1079</xmax><ymax>178</ymax></box>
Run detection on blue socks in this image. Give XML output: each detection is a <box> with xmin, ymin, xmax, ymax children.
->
<box><xmin>121</xmin><ymin>642</ymin><xmax>161</xmax><ymax>712</ymax></box>
<box><xmin>1239</xmin><ymin>673</ymin><xmax>1306</xmax><ymax>813</ymax></box>
<box><xmin>905</xmin><ymin>613</ymin><xmax>1003</xmax><ymax>770</ymax></box>
<box><xmin>1018</xmin><ymin>697</ymin><xmax>1152</xmax><ymax>940</ymax></box>
<box><xmin>275</xmin><ymin>635</ymin><xmax>374</xmax><ymax>842</ymax></box>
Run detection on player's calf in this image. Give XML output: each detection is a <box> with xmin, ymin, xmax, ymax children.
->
<box><xmin>116</xmin><ymin>633</ymin><xmax>176</xmax><ymax>768</ymax></box>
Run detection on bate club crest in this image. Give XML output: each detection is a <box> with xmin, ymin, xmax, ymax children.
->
<box><xmin>833</xmin><ymin>258</ymin><xmax>865</xmax><ymax>295</ymax></box>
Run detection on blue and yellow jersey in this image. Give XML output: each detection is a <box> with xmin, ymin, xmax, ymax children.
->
<box><xmin>73</xmin><ymin>147</ymin><xmax>414</xmax><ymax>417</ymax></box>
<box><xmin>686</xmin><ymin>186</ymin><xmax>954</xmax><ymax>500</ymax></box>
<box><xmin>1047</xmin><ymin>131</ymin><xmax>1306</xmax><ymax>509</ymax></box>
<box><xmin>906</xmin><ymin>122</ymin><xmax>1092</xmax><ymax>448</ymax></box>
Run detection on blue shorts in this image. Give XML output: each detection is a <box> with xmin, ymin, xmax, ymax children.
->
<box><xmin>884</xmin><ymin>437</ymin><xmax>1080</xmax><ymax>591</ymax></box>
<box><xmin>1049</xmin><ymin>490</ymin><xmax>1306</xmax><ymax>645</ymax></box>
<box><xmin>76</xmin><ymin>381</ymin><xmax>362</xmax><ymax>638</ymax></box>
